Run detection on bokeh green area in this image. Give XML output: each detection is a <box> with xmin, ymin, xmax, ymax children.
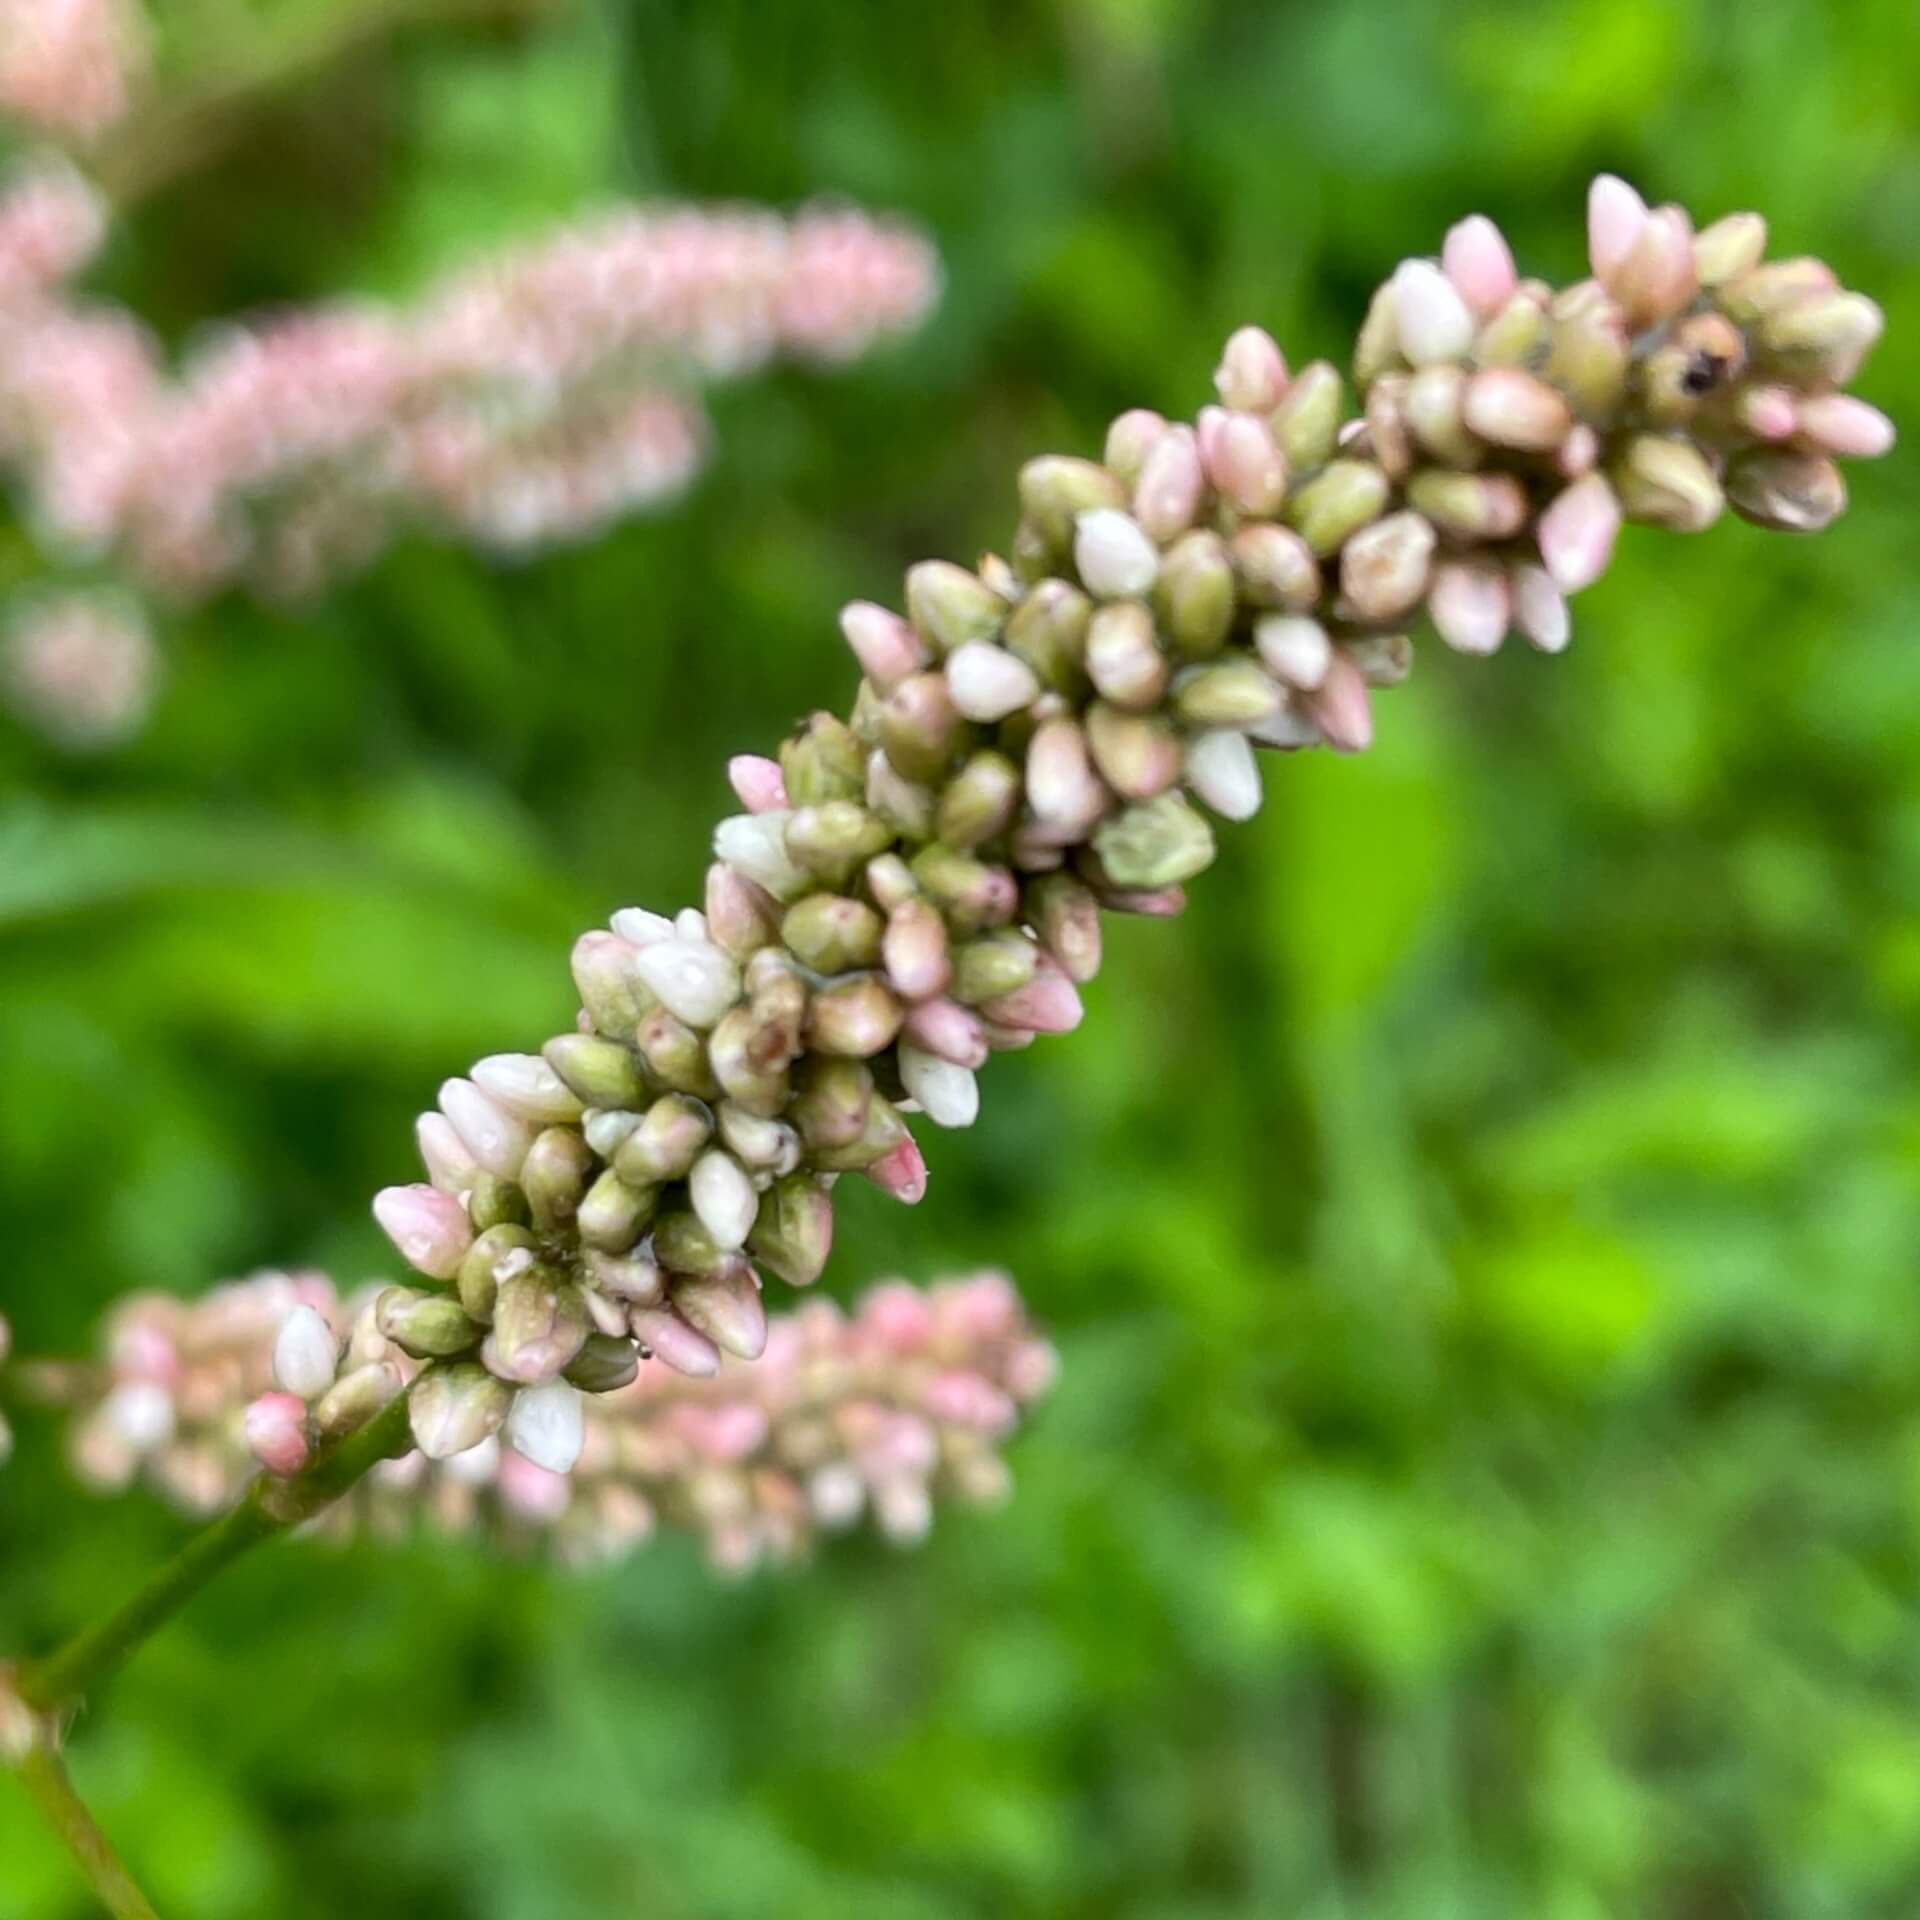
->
<box><xmin>3</xmin><ymin>0</ymin><xmax>1919</xmax><ymax>1913</ymax></box>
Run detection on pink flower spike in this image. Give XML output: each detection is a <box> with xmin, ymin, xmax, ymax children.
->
<box><xmin>372</xmin><ymin>1182</ymin><xmax>474</xmax><ymax>1280</ymax></box>
<box><xmin>243</xmin><ymin>1393</ymin><xmax>312</xmax><ymax>1477</ymax></box>
<box><xmin>1537</xmin><ymin>473</ymin><xmax>1623</xmax><ymax>595</ymax></box>
<box><xmin>727</xmin><ymin>754</ymin><xmax>789</xmax><ymax>813</ymax></box>
<box><xmin>1796</xmin><ymin>394</ymin><xmax>1896</xmax><ymax>459</ymax></box>
<box><xmin>1441</xmin><ymin>215</ymin><xmax>1517</xmax><ymax>317</ymax></box>
<box><xmin>867</xmin><ymin>1134</ymin><xmax>929</xmax><ymax>1205</ymax></box>
<box><xmin>1587</xmin><ymin>173</ymin><xmax>1649</xmax><ymax>280</ymax></box>
<box><xmin>1304</xmin><ymin>653</ymin><xmax>1374</xmax><ymax>754</ymax></box>
<box><xmin>923</xmin><ymin>1370</ymin><xmax>1017</xmax><ymax>1435</ymax></box>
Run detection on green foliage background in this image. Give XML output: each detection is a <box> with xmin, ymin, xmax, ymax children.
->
<box><xmin>3</xmin><ymin>0</ymin><xmax>1919</xmax><ymax>1912</ymax></box>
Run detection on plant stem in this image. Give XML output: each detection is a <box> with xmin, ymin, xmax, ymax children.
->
<box><xmin>15</xmin><ymin>1743</ymin><xmax>163</xmax><ymax>1920</ymax></box>
<box><xmin>16</xmin><ymin>1391</ymin><xmax>415</xmax><ymax>1715</ymax></box>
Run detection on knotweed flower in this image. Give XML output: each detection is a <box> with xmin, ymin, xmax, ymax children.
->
<box><xmin>0</xmin><ymin>0</ymin><xmax>145</xmax><ymax>143</ymax></box>
<box><xmin>371</xmin><ymin>176</ymin><xmax>1889</xmax><ymax>1438</ymax></box>
<box><xmin>0</xmin><ymin>587</ymin><xmax>155</xmax><ymax>749</ymax></box>
<box><xmin>0</xmin><ymin>184</ymin><xmax>939</xmax><ymax>600</ymax></box>
<box><xmin>48</xmin><ymin>1267</ymin><xmax>1053</xmax><ymax>1572</ymax></box>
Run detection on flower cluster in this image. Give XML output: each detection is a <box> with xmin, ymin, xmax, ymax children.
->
<box><xmin>0</xmin><ymin>586</ymin><xmax>154</xmax><ymax>748</ymax></box>
<box><xmin>0</xmin><ymin>0</ymin><xmax>144</xmax><ymax>143</ymax></box>
<box><xmin>47</xmin><ymin>1267</ymin><xmax>1054</xmax><ymax>1570</ymax></box>
<box><xmin>372</xmin><ymin>175</ymin><xmax>1891</xmax><ymax>1454</ymax></box>
<box><xmin>0</xmin><ymin>182</ymin><xmax>940</xmax><ymax>601</ymax></box>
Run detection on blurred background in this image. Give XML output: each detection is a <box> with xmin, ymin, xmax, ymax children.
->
<box><xmin>2</xmin><ymin>0</ymin><xmax>1918</xmax><ymax>1913</ymax></box>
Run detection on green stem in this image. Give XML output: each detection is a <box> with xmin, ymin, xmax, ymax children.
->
<box><xmin>15</xmin><ymin>1743</ymin><xmax>163</xmax><ymax>1920</ymax></box>
<box><xmin>16</xmin><ymin>1391</ymin><xmax>415</xmax><ymax>1714</ymax></box>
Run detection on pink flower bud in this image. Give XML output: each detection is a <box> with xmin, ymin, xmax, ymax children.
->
<box><xmin>901</xmin><ymin>995</ymin><xmax>990</xmax><ymax>1069</ymax></box>
<box><xmin>243</xmin><ymin>1393</ymin><xmax>312</xmax><ymax>1477</ymax></box>
<box><xmin>1213</xmin><ymin>325</ymin><xmax>1288</xmax><ymax>412</ymax></box>
<box><xmin>1587</xmin><ymin>173</ymin><xmax>1649</xmax><ymax>280</ymax></box>
<box><xmin>1207</xmin><ymin>413</ymin><xmax>1287</xmax><ymax>516</ymax></box>
<box><xmin>629</xmin><ymin>1306</ymin><xmax>722</xmax><ymax>1378</ymax></box>
<box><xmin>884</xmin><ymin>898</ymin><xmax>951</xmax><ymax>1001</ymax></box>
<box><xmin>866</xmin><ymin>1133</ymin><xmax>928</xmax><ymax>1204</ymax></box>
<box><xmin>1796</xmin><ymin>394</ymin><xmax>1896</xmax><ymax>459</ymax></box>
<box><xmin>1132</xmin><ymin>427</ymin><xmax>1206</xmax><ymax>543</ymax></box>
<box><xmin>945</xmin><ymin>640</ymin><xmax>1040</xmax><ymax>721</ymax></box>
<box><xmin>1441</xmin><ymin>214</ymin><xmax>1517</xmax><ymax>316</ymax></box>
<box><xmin>1427</xmin><ymin>561</ymin><xmax>1510</xmax><ymax>656</ymax></box>
<box><xmin>1536</xmin><ymin>473</ymin><xmax>1623</xmax><ymax>594</ymax></box>
<box><xmin>979</xmin><ymin>966</ymin><xmax>1085</xmax><ymax>1035</ymax></box>
<box><xmin>437</xmin><ymin>1078</ymin><xmax>534</xmax><ymax>1180</ymax></box>
<box><xmin>373</xmin><ymin>1182</ymin><xmax>474</xmax><ymax>1280</ymax></box>
<box><xmin>1390</xmin><ymin>258</ymin><xmax>1475</xmax><ymax>366</ymax></box>
<box><xmin>1304</xmin><ymin>652</ymin><xmax>1374</xmax><ymax>754</ymax></box>
<box><xmin>727</xmin><ymin>754</ymin><xmax>789</xmax><ymax>813</ymax></box>
<box><xmin>838</xmin><ymin>600</ymin><xmax>927</xmax><ymax>689</ymax></box>
<box><xmin>1511</xmin><ymin>562</ymin><xmax>1571</xmax><ymax>653</ymax></box>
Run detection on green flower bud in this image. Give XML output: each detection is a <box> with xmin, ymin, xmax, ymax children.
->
<box><xmin>1285</xmin><ymin>460</ymin><xmax>1390</xmax><ymax>556</ymax></box>
<box><xmin>877</xmin><ymin>674</ymin><xmax>968</xmax><ymax>785</ymax></box>
<box><xmin>486</xmin><ymin>1269</ymin><xmax>590</xmax><ymax>1384</ymax></box>
<box><xmin>1153</xmin><ymin>531</ymin><xmax>1236</xmax><ymax>657</ymax></box>
<box><xmin>937</xmin><ymin>749</ymin><xmax>1022</xmax><ymax>849</ymax></box>
<box><xmin>314</xmin><ymin>1361</ymin><xmax>405</xmax><ymax>1436</ymax></box>
<box><xmin>408</xmin><ymin>1362</ymin><xmax>512</xmax><ymax>1460</ymax></box>
<box><xmin>809</xmin><ymin>1089</ymin><xmax>909</xmax><ymax>1172</ymax></box>
<box><xmin>375</xmin><ymin>1286</ymin><xmax>484</xmax><ymax>1360</ymax></box>
<box><xmin>1027</xmin><ymin>872</ymin><xmax>1103</xmax><ymax>983</ymax></box>
<box><xmin>456</xmin><ymin>1223</ymin><xmax>537</xmax><ymax>1322</ymax></box>
<box><xmin>906</xmin><ymin>561</ymin><xmax>1007</xmax><ymax>653</ymax></box>
<box><xmin>465</xmin><ymin>1172</ymin><xmax>529</xmax><ymax>1234</ymax></box>
<box><xmin>952</xmin><ymin>930</ymin><xmax>1040</xmax><ymax>1005</ymax></box>
<box><xmin>636</xmin><ymin>1008</ymin><xmax>720</xmax><ymax>1098</ymax></box>
<box><xmin>652</xmin><ymin>1209</ymin><xmax>733</xmax><ymax>1279</ymax></box>
<box><xmin>1004</xmin><ymin>578</ymin><xmax>1091</xmax><ymax>692</ymax></box>
<box><xmin>564</xmin><ymin>1333</ymin><xmax>641</xmax><ymax>1395</ymax></box>
<box><xmin>542</xmin><ymin>1034</ymin><xmax>645</xmax><ymax>1110</ymax></box>
<box><xmin>779</xmin><ymin>712</ymin><xmax>866</xmax><ymax>806</ymax></box>
<box><xmin>1017</xmin><ymin>455</ymin><xmax>1127</xmax><ymax>548</ymax></box>
<box><xmin>781</xmin><ymin>894</ymin><xmax>884</xmax><ymax>973</ymax></box>
<box><xmin>1086</xmin><ymin>702</ymin><xmax>1183</xmax><ymax>801</ymax></box>
<box><xmin>576</xmin><ymin>1167</ymin><xmax>660</xmax><ymax>1252</ymax></box>
<box><xmin>1725</xmin><ymin>449</ymin><xmax>1847</xmax><ymax>533</ymax></box>
<box><xmin>791</xmin><ymin>1056</ymin><xmax>875</xmax><ymax>1150</ymax></box>
<box><xmin>787</xmin><ymin>801</ymin><xmax>896</xmax><ymax>886</ymax></box>
<box><xmin>520</xmin><ymin>1125</ymin><xmax>593</xmax><ymax>1235</ymax></box>
<box><xmin>1611</xmin><ymin>434</ymin><xmax>1724</xmax><ymax>532</ymax></box>
<box><xmin>1093</xmin><ymin>792</ymin><xmax>1218</xmax><ymax>889</ymax></box>
<box><xmin>1271</xmin><ymin>360</ymin><xmax>1345</xmax><ymax>470</ymax></box>
<box><xmin>748</xmin><ymin>1173</ymin><xmax>836</xmax><ymax>1286</ymax></box>
<box><xmin>1691</xmin><ymin>211</ymin><xmax>1767</xmax><ymax>287</ymax></box>
<box><xmin>614</xmin><ymin>1093</ymin><xmax>714</xmax><ymax>1184</ymax></box>
<box><xmin>1173</xmin><ymin>659</ymin><xmax>1282</xmax><ymax>730</ymax></box>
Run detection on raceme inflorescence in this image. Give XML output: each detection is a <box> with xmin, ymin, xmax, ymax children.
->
<box><xmin>34</xmin><ymin>1267</ymin><xmax>1053</xmax><ymax>1572</ymax></box>
<box><xmin>350</xmin><ymin>174</ymin><xmax>1889</xmax><ymax>1494</ymax></box>
<box><xmin>0</xmin><ymin>160</ymin><xmax>940</xmax><ymax>603</ymax></box>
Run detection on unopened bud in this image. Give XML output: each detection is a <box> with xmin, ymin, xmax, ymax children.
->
<box><xmin>376</xmin><ymin>1286</ymin><xmax>484</xmax><ymax>1360</ymax></box>
<box><xmin>672</xmin><ymin>1263</ymin><xmax>768</xmax><ymax>1361</ymax></box>
<box><xmin>1611</xmin><ymin>434</ymin><xmax>1724</xmax><ymax>532</ymax></box>
<box><xmin>542</xmin><ymin>1033</ymin><xmax>646</xmax><ymax>1109</ymax></box>
<box><xmin>244</xmin><ymin>1393</ymin><xmax>312</xmax><ymax>1476</ymax></box>
<box><xmin>576</xmin><ymin>1167</ymin><xmax>660</xmax><ymax>1252</ymax></box>
<box><xmin>839</xmin><ymin>601</ymin><xmax>928</xmax><ymax>689</ymax></box>
<box><xmin>1004</xmin><ymin>578</ymin><xmax>1091</xmax><ymax>690</ymax></box>
<box><xmin>1103</xmin><ymin>409</ymin><xmax>1167</xmax><ymax>486</ymax></box>
<box><xmin>1027</xmin><ymin>872</ymin><xmax>1103</xmax><ymax>983</ymax></box>
<box><xmin>373</xmin><ymin>1183</ymin><xmax>473</xmax><ymax>1281</ymax></box>
<box><xmin>1536</xmin><ymin>473</ymin><xmax>1623</xmax><ymax>594</ymax></box>
<box><xmin>409</xmin><ymin>1362</ymin><xmax>512</xmax><ymax>1461</ymax></box>
<box><xmin>1462</xmin><ymin>367</ymin><xmax>1573</xmax><ymax>451</ymax></box>
<box><xmin>782</xmin><ymin>893</ymin><xmax>883</xmax><ymax>973</ymax></box>
<box><xmin>520</xmin><ymin>1125</ymin><xmax>593</xmax><ymax>1235</ymax></box>
<box><xmin>1092</xmin><ymin>792</ymin><xmax>1218</xmax><ymax>889</ymax></box>
<box><xmin>1018</xmin><ymin>455</ymin><xmax>1127</xmax><ymax>547</ymax></box>
<box><xmin>1154</xmin><ymin>530</ymin><xmax>1237</xmax><ymax>655</ymax></box>
<box><xmin>1339</xmin><ymin>510</ymin><xmax>1435</xmax><ymax>623</ymax></box>
<box><xmin>1285</xmin><ymin>460</ymin><xmax>1390</xmax><ymax>556</ymax></box>
<box><xmin>1215</xmin><ymin>324</ymin><xmax>1289</xmax><ymax>411</ymax></box>
<box><xmin>1173</xmin><ymin>658</ymin><xmax>1282</xmax><ymax>730</ymax></box>
<box><xmin>487</xmin><ymin>1270</ymin><xmax>589</xmax><ymax>1384</ymax></box>
<box><xmin>1725</xmin><ymin>450</ymin><xmax>1847</xmax><ymax>533</ymax></box>
<box><xmin>273</xmin><ymin>1304</ymin><xmax>339</xmax><ymax>1400</ymax></box>
<box><xmin>1133</xmin><ymin>425</ymin><xmax>1206</xmax><ymax>542</ymax></box>
<box><xmin>938</xmin><ymin>749</ymin><xmax>1022</xmax><ymax>849</ymax></box>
